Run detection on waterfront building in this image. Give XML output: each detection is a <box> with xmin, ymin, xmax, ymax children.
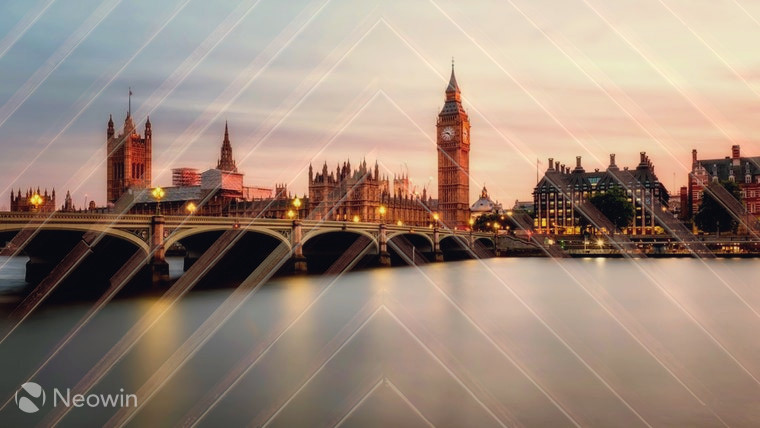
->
<box><xmin>688</xmin><ymin>145</ymin><xmax>760</xmax><ymax>221</ymax></box>
<box><xmin>306</xmin><ymin>160</ymin><xmax>435</xmax><ymax>226</ymax></box>
<box><xmin>437</xmin><ymin>62</ymin><xmax>471</xmax><ymax>229</ymax></box>
<box><xmin>533</xmin><ymin>153</ymin><xmax>669</xmax><ymax>235</ymax></box>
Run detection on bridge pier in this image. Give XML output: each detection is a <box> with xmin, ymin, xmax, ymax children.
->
<box><xmin>150</xmin><ymin>216</ymin><xmax>170</xmax><ymax>286</ymax></box>
<box><xmin>433</xmin><ymin>227</ymin><xmax>444</xmax><ymax>262</ymax></box>
<box><xmin>292</xmin><ymin>219</ymin><xmax>308</xmax><ymax>274</ymax></box>
<box><xmin>378</xmin><ymin>224</ymin><xmax>391</xmax><ymax>267</ymax></box>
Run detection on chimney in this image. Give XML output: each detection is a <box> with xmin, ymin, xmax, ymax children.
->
<box><xmin>692</xmin><ymin>149</ymin><xmax>697</xmax><ymax>164</ymax></box>
<box><xmin>548</xmin><ymin>158</ymin><xmax>554</xmax><ymax>171</ymax></box>
<box><xmin>640</xmin><ymin>152</ymin><xmax>646</xmax><ymax>163</ymax></box>
<box><xmin>573</xmin><ymin>156</ymin><xmax>585</xmax><ymax>173</ymax></box>
<box><xmin>608</xmin><ymin>153</ymin><xmax>618</xmax><ymax>170</ymax></box>
<box><xmin>732</xmin><ymin>145</ymin><xmax>740</xmax><ymax>166</ymax></box>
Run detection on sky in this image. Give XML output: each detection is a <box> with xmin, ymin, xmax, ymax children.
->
<box><xmin>2</xmin><ymin>0</ymin><xmax>760</xmax><ymax>210</ymax></box>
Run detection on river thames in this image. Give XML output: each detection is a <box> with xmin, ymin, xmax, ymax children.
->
<box><xmin>0</xmin><ymin>256</ymin><xmax>759</xmax><ymax>426</ymax></box>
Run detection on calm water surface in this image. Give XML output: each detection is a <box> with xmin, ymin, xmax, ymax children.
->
<box><xmin>0</xmin><ymin>256</ymin><xmax>759</xmax><ymax>427</ymax></box>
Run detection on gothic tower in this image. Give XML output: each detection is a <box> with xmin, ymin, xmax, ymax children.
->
<box><xmin>217</xmin><ymin>121</ymin><xmax>238</xmax><ymax>172</ymax></box>
<box><xmin>106</xmin><ymin>92</ymin><xmax>152</xmax><ymax>203</ymax></box>
<box><xmin>436</xmin><ymin>61</ymin><xmax>470</xmax><ymax>229</ymax></box>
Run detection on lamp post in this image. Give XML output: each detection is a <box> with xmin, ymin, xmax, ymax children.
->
<box><xmin>379</xmin><ymin>205</ymin><xmax>386</xmax><ymax>224</ymax></box>
<box><xmin>293</xmin><ymin>196</ymin><xmax>302</xmax><ymax>219</ymax></box>
<box><xmin>186</xmin><ymin>202</ymin><xmax>197</xmax><ymax>215</ymax></box>
<box><xmin>287</xmin><ymin>209</ymin><xmax>295</xmax><ymax>220</ymax></box>
<box><xmin>468</xmin><ymin>217</ymin><xmax>474</xmax><ymax>231</ymax></box>
<box><xmin>151</xmin><ymin>187</ymin><xmax>165</xmax><ymax>215</ymax></box>
<box><xmin>353</xmin><ymin>215</ymin><xmax>360</xmax><ymax>223</ymax></box>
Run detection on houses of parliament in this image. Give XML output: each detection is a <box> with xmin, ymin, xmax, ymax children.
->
<box><xmin>103</xmin><ymin>64</ymin><xmax>474</xmax><ymax>229</ymax></box>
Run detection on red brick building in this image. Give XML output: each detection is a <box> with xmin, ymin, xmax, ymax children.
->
<box><xmin>688</xmin><ymin>145</ymin><xmax>760</xmax><ymax>222</ymax></box>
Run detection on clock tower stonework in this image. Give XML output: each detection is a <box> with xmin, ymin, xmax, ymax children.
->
<box><xmin>437</xmin><ymin>62</ymin><xmax>470</xmax><ymax>229</ymax></box>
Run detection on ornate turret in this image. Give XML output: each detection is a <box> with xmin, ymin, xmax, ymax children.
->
<box><xmin>144</xmin><ymin>116</ymin><xmax>152</xmax><ymax>137</ymax></box>
<box><xmin>107</xmin><ymin>114</ymin><xmax>114</xmax><ymax>139</ymax></box>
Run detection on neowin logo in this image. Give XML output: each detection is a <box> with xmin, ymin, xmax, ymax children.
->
<box><xmin>13</xmin><ymin>382</ymin><xmax>137</xmax><ymax>413</ymax></box>
<box><xmin>15</xmin><ymin>382</ymin><xmax>46</xmax><ymax>413</ymax></box>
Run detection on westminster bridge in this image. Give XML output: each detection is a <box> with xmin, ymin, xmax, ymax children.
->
<box><xmin>0</xmin><ymin>212</ymin><xmax>503</xmax><ymax>297</ymax></box>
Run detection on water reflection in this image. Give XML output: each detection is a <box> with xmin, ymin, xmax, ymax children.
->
<box><xmin>0</xmin><ymin>258</ymin><xmax>758</xmax><ymax>426</ymax></box>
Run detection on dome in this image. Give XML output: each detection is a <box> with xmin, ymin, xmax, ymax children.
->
<box><xmin>470</xmin><ymin>186</ymin><xmax>498</xmax><ymax>213</ymax></box>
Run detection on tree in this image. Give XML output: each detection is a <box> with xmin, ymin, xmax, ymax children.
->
<box><xmin>589</xmin><ymin>187</ymin><xmax>635</xmax><ymax>230</ymax></box>
<box><xmin>472</xmin><ymin>213</ymin><xmax>502</xmax><ymax>232</ymax></box>
<box><xmin>694</xmin><ymin>180</ymin><xmax>741</xmax><ymax>233</ymax></box>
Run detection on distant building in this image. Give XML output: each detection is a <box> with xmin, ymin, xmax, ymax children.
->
<box><xmin>688</xmin><ymin>145</ymin><xmax>760</xmax><ymax>220</ymax></box>
<box><xmin>469</xmin><ymin>186</ymin><xmax>502</xmax><ymax>219</ymax></box>
<box><xmin>172</xmin><ymin>168</ymin><xmax>201</xmax><ymax>187</ymax></box>
<box><xmin>10</xmin><ymin>188</ymin><xmax>56</xmax><ymax>212</ymax></box>
<box><xmin>127</xmin><ymin>123</ymin><xmax>271</xmax><ymax>216</ymax></box>
<box><xmin>512</xmin><ymin>200</ymin><xmax>534</xmax><ymax>215</ymax></box>
<box><xmin>61</xmin><ymin>190</ymin><xmax>76</xmax><ymax>212</ymax></box>
<box><xmin>533</xmin><ymin>153</ymin><xmax>669</xmax><ymax>235</ymax></box>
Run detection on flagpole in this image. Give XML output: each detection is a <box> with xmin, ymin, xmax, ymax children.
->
<box><xmin>128</xmin><ymin>87</ymin><xmax>132</xmax><ymax>115</ymax></box>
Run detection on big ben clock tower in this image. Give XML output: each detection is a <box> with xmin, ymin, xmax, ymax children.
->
<box><xmin>437</xmin><ymin>61</ymin><xmax>470</xmax><ymax>229</ymax></box>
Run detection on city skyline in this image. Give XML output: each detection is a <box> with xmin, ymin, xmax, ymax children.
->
<box><xmin>3</xmin><ymin>0</ymin><xmax>760</xmax><ymax>208</ymax></box>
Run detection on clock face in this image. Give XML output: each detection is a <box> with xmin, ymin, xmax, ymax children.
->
<box><xmin>440</xmin><ymin>126</ymin><xmax>455</xmax><ymax>141</ymax></box>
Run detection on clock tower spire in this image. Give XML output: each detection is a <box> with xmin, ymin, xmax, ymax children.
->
<box><xmin>436</xmin><ymin>60</ymin><xmax>470</xmax><ymax>229</ymax></box>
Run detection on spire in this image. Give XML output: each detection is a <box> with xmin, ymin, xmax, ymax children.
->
<box><xmin>446</xmin><ymin>58</ymin><xmax>460</xmax><ymax>99</ymax></box>
<box><xmin>216</xmin><ymin>121</ymin><xmax>237</xmax><ymax>172</ymax></box>
<box><xmin>107</xmin><ymin>114</ymin><xmax>114</xmax><ymax>138</ymax></box>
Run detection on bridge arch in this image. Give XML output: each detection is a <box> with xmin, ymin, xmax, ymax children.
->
<box><xmin>474</xmin><ymin>236</ymin><xmax>495</xmax><ymax>248</ymax></box>
<box><xmin>164</xmin><ymin>226</ymin><xmax>291</xmax><ymax>251</ymax></box>
<box><xmin>387</xmin><ymin>231</ymin><xmax>434</xmax><ymax>248</ymax></box>
<box><xmin>0</xmin><ymin>224</ymin><xmax>150</xmax><ymax>255</ymax></box>
<box><xmin>301</xmin><ymin>228</ymin><xmax>379</xmax><ymax>252</ymax></box>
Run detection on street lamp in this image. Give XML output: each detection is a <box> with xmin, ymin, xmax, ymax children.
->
<box><xmin>468</xmin><ymin>218</ymin><xmax>474</xmax><ymax>230</ymax></box>
<box><xmin>151</xmin><ymin>187</ymin><xmax>165</xmax><ymax>215</ymax></box>
<box><xmin>287</xmin><ymin>209</ymin><xmax>295</xmax><ymax>219</ymax></box>
<box><xmin>396</xmin><ymin>220</ymin><xmax>403</xmax><ymax>226</ymax></box>
<box><xmin>379</xmin><ymin>205</ymin><xmax>386</xmax><ymax>224</ymax></box>
<box><xmin>293</xmin><ymin>197</ymin><xmax>302</xmax><ymax>219</ymax></box>
<box><xmin>597</xmin><ymin>239</ymin><xmax>604</xmax><ymax>249</ymax></box>
<box><xmin>353</xmin><ymin>215</ymin><xmax>360</xmax><ymax>223</ymax></box>
<box><xmin>29</xmin><ymin>193</ymin><xmax>43</xmax><ymax>211</ymax></box>
<box><xmin>186</xmin><ymin>202</ymin><xmax>197</xmax><ymax>215</ymax></box>
<box><xmin>433</xmin><ymin>213</ymin><xmax>439</xmax><ymax>222</ymax></box>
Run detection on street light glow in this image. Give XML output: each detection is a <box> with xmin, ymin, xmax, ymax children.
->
<box><xmin>151</xmin><ymin>186</ymin><xmax>165</xmax><ymax>200</ymax></box>
<box><xmin>29</xmin><ymin>193</ymin><xmax>43</xmax><ymax>208</ymax></box>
